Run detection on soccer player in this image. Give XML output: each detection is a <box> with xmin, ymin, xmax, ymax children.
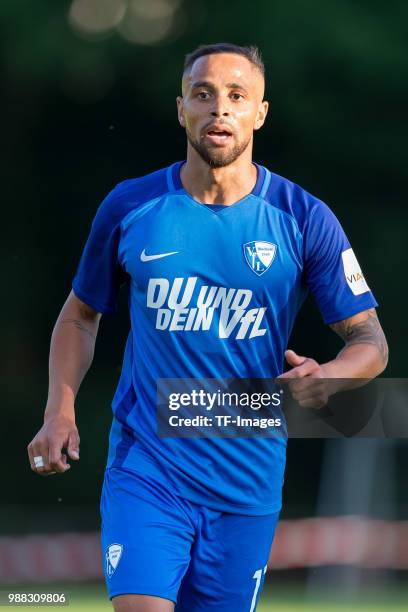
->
<box><xmin>27</xmin><ymin>43</ymin><xmax>388</xmax><ymax>611</ymax></box>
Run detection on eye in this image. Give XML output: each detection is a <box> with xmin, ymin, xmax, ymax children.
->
<box><xmin>197</xmin><ymin>91</ymin><xmax>210</xmax><ymax>100</ymax></box>
<box><xmin>231</xmin><ymin>92</ymin><xmax>244</xmax><ymax>101</ymax></box>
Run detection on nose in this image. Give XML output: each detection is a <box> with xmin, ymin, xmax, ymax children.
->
<box><xmin>210</xmin><ymin>96</ymin><xmax>230</xmax><ymax>117</ymax></box>
<box><xmin>211</xmin><ymin>109</ymin><xmax>229</xmax><ymax>117</ymax></box>
<box><xmin>211</xmin><ymin>110</ymin><xmax>229</xmax><ymax>117</ymax></box>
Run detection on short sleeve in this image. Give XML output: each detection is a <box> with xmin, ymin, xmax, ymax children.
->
<box><xmin>72</xmin><ymin>186</ymin><xmax>126</xmax><ymax>314</ymax></box>
<box><xmin>304</xmin><ymin>201</ymin><xmax>378</xmax><ymax>325</ymax></box>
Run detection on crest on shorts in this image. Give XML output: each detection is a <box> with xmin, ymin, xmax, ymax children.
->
<box><xmin>243</xmin><ymin>241</ymin><xmax>277</xmax><ymax>276</ymax></box>
<box><xmin>106</xmin><ymin>543</ymin><xmax>123</xmax><ymax>578</ymax></box>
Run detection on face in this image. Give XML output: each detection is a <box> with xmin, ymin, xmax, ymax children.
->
<box><xmin>177</xmin><ymin>53</ymin><xmax>268</xmax><ymax>168</ymax></box>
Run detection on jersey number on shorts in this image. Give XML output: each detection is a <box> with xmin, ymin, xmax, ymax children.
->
<box><xmin>249</xmin><ymin>564</ymin><xmax>267</xmax><ymax>612</ymax></box>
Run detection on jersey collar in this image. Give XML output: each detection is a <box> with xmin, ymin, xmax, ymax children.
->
<box><xmin>167</xmin><ymin>160</ymin><xmax>269</xmax><ymax>198</ymax></box>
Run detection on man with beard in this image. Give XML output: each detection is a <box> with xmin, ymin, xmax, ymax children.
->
<box><xmin>28</xmin><ymin>43</ymin><xmax>388</xmax><ymax>611</ymax></box>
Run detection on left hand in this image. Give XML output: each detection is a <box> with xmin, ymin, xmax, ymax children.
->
<box><xmin>276</xmin><ymin>349</ymin><xmax>330</xmax><ymax>409</ymax></box>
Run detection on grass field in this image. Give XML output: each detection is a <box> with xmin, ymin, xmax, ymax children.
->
<box><xmin>4</xmin><ymin>583</ymin><xmax>408</xmax><ymax>611</ymax></box>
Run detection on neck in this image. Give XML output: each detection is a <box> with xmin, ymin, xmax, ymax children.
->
<box><xmin>179</xmin><ymin>145</ymin><xmax>257</xmax><ymax>205</ymax></box>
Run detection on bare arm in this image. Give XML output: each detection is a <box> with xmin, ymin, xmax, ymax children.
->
<box><xmin>278</xmin><ymin>308</ymin><xmax>388</xmax><ymax>408</ymax></box>
<box><xmin>326</xmin><ymin>308</ymin><xmax>388</xmax><ymax>378</ymax></box>
<box><xmin>46</xmin><ymin>291</ymin><xmax>101</xmax><ymax>419</ymax></box>
<box><xmin>27</xmin><ymin>291</ymin><xmax>102</xmax><ymax>475</ymax></box>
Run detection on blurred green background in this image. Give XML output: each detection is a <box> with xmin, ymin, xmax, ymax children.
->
<box><xmin>1</xmin><ymin>0</ymin><xmax>407</xmax><ymax>607</ymax></box>
<box><xmin>3</xmin><ymin>0</ymin><xmax>407</xmax><ymax>519</ymax></box>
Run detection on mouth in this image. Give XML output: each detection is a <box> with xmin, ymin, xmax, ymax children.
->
<box><xmin>204</xmin><ymin>125</ymin><xmax>233</xmax><ymax>146</ymax></box>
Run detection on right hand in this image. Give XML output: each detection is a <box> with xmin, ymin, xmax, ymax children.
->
<box><xmin>27</xmin><ymin>414</ymin><xmax>80</xmax><ymax>476</ymax></box>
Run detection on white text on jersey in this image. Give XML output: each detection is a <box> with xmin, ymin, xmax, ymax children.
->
<box><xmin>146</xmin><ymin>277</ymin><xmax>267</xmax><ymax>340</ymax></box>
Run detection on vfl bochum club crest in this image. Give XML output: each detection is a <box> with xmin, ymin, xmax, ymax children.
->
<box><xmin>243</xmin><ymin>241</ymin><xmax>277</xmax><ymax>276</ymax></box>
<box><xmin>106</xmin><ymin>543</ymin><xmax>123</xmax><ymax>578</ymax></box>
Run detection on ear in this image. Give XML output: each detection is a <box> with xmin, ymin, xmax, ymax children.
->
<box><xmin>176</xmin><ymin>96</ymin><xmax>186</xmax><ymax>127</ymax></box>
<box><xmin>254</xmin><ymin>100</ymin><xmax>269</xmax><ymax>131</ymax></box>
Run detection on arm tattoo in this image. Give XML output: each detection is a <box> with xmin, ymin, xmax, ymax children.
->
<box><xmin>61</xmin><ymin>318</ymin><xmax>96</xmax><ymax>340</ymax></box>
<box><xmin>330</xmin><ymin>309</ymin><xmax>388</xmax><ymax>365</ymax></box>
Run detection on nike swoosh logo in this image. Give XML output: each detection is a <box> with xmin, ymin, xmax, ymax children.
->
<box><xmin>140</xmin><ymin>249</ymin><xmax>179</xmax><ymax>262</ymax></box>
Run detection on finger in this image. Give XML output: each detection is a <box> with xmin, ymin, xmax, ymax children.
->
<box><xmin>289</xmin><ymin>378</ymin><xmax>327</xmax><ymax>403</ymax></box>
<box><xmin>276</xmin><ymin>369</ymin><xmax>302</xmax><ymax>381</ymax></box>
<box><xmin>277</xmin><ymin>363</ymin><xmax>313</xmax><ymax>380</ymax></box>
<box><xmin>49</xmin><ymin>444</ymin><xmax>71</xmax><ymax>473</ymax></box>
<box><xmin>67</xmin><ymin>431</ymin><xmax>80</xmax><ymax>461</ymax></box>
<box><xmin>284</xmin><ymin>349</ymin><xmax>307</xmax><ymax>367</ymax></box>
<box><xmin>292</xmin><ymin>389</ymin><xmax>326</xmax><ymax>404</ymax></box>
<box><xmin>27</xmin><ymin>442</ymin><xmax>36</xmax><ymax>471</ymax></box>
<box><xmin>36</xmin><ymin>466</ymin><xmax>58</xmax><ymax>477</ymax></box>
<box><xmin>288</xmin><ymin>378</ymin><xmax>325</xmax><ymax>396</ymax></box>
<box><xmin>298</xmin><ymin>396</ymin><xmax>328</xmax><ymax>409</ymax></box>
<box><xmin>29</xmin><ymin>441</ymin><xmax>53</xmax><ymax>475</ymax></box>
<box><xmin>289</xmin><ymin>360</ymin><xmax>320</xmax><ymax>379</ymax></box>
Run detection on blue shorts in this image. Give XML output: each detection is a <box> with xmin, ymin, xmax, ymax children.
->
<box><xmin>100</xmin><ymin>467</ymin><xmax>279</xmax><ymax>611</ymax></box>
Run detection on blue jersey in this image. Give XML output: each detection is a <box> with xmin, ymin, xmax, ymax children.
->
<box><xmin>73</xmin><ymin>162</ymin><xmax>378</xmax><ymax>515</ymax></box>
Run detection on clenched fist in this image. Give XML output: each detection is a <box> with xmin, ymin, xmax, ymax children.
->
<box><xmin>27</xmin><ymin>414</ymin><xmax>80</xmax><ymax>476</ymax></box>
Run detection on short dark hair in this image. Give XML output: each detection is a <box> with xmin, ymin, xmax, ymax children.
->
<box><xmin>183</xmin><ymin>43</ymin><xmax>264</xmax><ymax>77</ymax></box>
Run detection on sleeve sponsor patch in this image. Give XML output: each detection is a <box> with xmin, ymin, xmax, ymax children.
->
<box><xmin>341</xmin><ymin>248</ymin><xmax>370</xmax><ymax>295</ymax></box>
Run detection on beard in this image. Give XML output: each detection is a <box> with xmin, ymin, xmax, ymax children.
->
<box><xmin>186</xmin><ymin>127</ymin><xmax>251</xmax><ymax>168</ymax></box>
